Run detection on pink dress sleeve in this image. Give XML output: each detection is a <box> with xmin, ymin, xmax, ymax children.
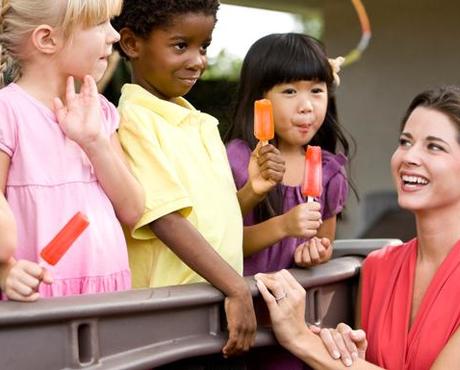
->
<box><xmin>0</xmin><ymin>98</ymin><xmax>18</xmax><ymax>157</ymax></box>
<box><xmin>99</xmin><ymin>94</ymin><xmax>119</xmax><ymax>136</ymax></box>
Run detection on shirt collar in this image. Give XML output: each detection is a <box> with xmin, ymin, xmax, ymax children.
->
<box><xmin>120</xmin><ymin>83</ymin><xmax>199</xmax><ymax>126</ymax></box>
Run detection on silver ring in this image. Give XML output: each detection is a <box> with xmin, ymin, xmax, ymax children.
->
<box><xmin>275</xmin><ymin>292</ymin><xmax>287</xmax><ymax>302</ymax></box>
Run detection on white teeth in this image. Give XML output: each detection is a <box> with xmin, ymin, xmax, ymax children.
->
<box><xmin>401</xmin><ymin>175</ymin><xmax>428</xmax><ymax>185</ymax></box>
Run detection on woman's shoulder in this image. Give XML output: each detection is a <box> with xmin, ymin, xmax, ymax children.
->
<box><xmin>365</xmin><ymin>239</ymin><xmax>416</xmax><ymax>269</ymax></box>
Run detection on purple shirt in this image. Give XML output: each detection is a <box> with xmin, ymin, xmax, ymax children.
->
<box><xmin>226</xmin><ymin>139</ymin><xmax>348</xmax><ymax>275</ymax></box>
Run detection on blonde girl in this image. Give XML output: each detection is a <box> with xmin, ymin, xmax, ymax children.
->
<box><xmin>0</xmin><ymin>0</ymin><xmax>143</xmax><ymax>301</ymax></box>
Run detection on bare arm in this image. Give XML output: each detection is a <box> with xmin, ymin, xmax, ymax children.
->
<box><xmin>256</xmin><ymin>270</ymin><xmax>383</xmax><ymax>370</ymax></box>
<box><xmin>317</xmin><ymin>216</ymin><xmax>337</xmax><ymax>241</ymax></box>
<box><xmin>150</xmin><ymin>212</ymin><xmax>256</xmax><ymax>356</ymax></box>
<box><xmin>243</xmin><ymin>202</ymin><xmax>322</xmax><ymax>257</ymax></box>
<box><xmin>81</xmin><ymin>132</ymin><xmax>144</xmax><ymax>228</ymax></box>
<box><xmin>54</xmin><ymin>75</ymin><xmax>144</xmax><ymax>228</ymax></box>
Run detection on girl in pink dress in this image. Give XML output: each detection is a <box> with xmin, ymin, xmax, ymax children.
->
<box><xmin>0</xmin><ymin>0</ymin><xmax>144</xmax><ymax>301</ymax></box>
<box><xmin>256</xmin><ymin>86</ymin><xmax>460</xmax><ymax>370</ymax></box>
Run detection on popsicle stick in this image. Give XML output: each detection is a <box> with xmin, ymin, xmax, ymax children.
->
<box><xmin>260</xmin><ymin>140</ymin><xmax>268</xmax><ymax>146</ymax></box>
<box><xmin>307</xmin><ymin>196</ymin><xmax>314</xmax><ymax>202</ymax></box>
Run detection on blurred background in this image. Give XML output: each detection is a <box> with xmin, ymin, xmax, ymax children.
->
<box><xmin>104</xmin><ymin>0</ymin><xmax>460</xmax><ymax>242</ymax></box>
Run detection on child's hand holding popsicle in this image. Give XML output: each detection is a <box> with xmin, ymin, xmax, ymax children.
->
<box><xmin>247</xmin><ymin>142</ymin><xmax>285</xmax><ymax>196</ymax></box>
<box><xmin>249</xmin><ymin>99</ymin><xmax>285</xmax><ymax>194</ymax></box>
<box><xmin>0</xmin><ymin>212</ymin><xmax>88</xmax><ymax>301</ymax></box>
<box><xmin>0</xmin><ymin>258</ymin><xmax>53</xmax><ymax>302</ymax></box>
<box><xmin>237</xmin><ymin>99</ymin><xmax>285</xmax><ymax>215</ymax></box>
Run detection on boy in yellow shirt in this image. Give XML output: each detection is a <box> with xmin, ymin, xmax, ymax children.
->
<box><xmin>113</xmin><ymin>0</ymin><xmax>284</xmax><ymax>357</ymax></box>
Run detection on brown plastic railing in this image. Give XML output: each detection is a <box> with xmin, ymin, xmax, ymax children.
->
<box><xmin>0</xmin><ymin>239</ymin><xmax>398</xmax><ymax>370</ymax></box>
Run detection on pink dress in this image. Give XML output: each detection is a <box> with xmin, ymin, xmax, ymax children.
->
<box><xmin>0</xmin><ymin>83</ymin><xmax>131</xmax><ymax>297</ymax></box>
<box><xmin>361</xmin><ymin>239</ymin><xmax>460</xmax><ymax>370</ymax></box>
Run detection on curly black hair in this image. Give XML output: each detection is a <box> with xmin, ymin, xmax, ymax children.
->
<box><xmin>112</xmin><ymin>0</ymin><xmax>220</xmax><ymax>58</ymax></box>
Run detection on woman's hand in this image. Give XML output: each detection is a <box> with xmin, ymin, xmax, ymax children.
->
<box><xmin>0</xmin><ymin>258</ymin><xmax>53</xmax><ymax>301</ymax></box>
<box><xmin>54</xmin><ymin>75</ymin><xmax>104</xmax><ymax>150</ymax></box>
<box><xmin>255</xmin><ymin>269</ymin><xmax>309</xmax><ymax>348</ymax></box>
<box><xmin>294</xmin><ymin>237</ymin><xmax>332</xmax><ymax>268</ymax></box>
<box><xmin>310</xmin><ymin>323</ymin><xmax>368</xmax><ymax>367</ymax></box>
<box><xmin>247</xmin><ymin>142</ymin><xmax>285</xmax><ymax>196</ymax></box>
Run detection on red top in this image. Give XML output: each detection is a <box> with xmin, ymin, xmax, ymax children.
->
<box><xmin>361</xmin><ymin>238</ymin><xmax>460</xmax><ymax>370</ymax></box>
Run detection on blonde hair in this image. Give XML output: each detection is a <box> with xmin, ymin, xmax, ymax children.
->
<box><xmin>0</xmin><ymin>0</ymin><xmax>122</xmax><ymax>87</ymax></box>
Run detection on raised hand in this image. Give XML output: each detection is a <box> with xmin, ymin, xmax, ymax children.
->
<box><xmin>247</xmin><ymin>142</ymin><xmax>285</xmax><ymax>196</ymax></box>
<box><xmin>53</xmin><ymin>75</ymin><xmax>103</xmax><ymax>149</ymax></box>
<box><xmin>294</xmin><ymin>237</ymin><xmax>332</xmax><ymax>268</ymax></box>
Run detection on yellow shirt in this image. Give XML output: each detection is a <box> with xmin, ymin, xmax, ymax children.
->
<box><xmin>118</xmin><ymin>84</ymin><xmax>243</xmax><ymax>288</ymax></box>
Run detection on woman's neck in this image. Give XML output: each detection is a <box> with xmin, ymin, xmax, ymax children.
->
<box><xmin>415</xmin><ymin>205</ymin><xmax>460</xmax><ymax>265</ymax></box>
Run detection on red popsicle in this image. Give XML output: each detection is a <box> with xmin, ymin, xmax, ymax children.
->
<box><xmin>301</xmin><ymin>146</ymin><xmax>323</xmax><ymax>202</ymax></box>
<box><xmin>254</xmin><ymin>99</ymin><xmax>274</xmax><ymax>145</ymax></box>
<box><xmin>40</xmin><ymin>212</ymin><xmax>89</xmax><ymax>265</ymax></box>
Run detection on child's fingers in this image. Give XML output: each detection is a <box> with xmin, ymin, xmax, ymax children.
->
<box><xmin>84</xmin><ymin>75</ymin><xmax>98</xmax><ymax>97</ymax></box>
<box><xmin>294</xmin><ymin>244</ymin><xmax>304</xmax><ymax>266</ymax></box>
<box><xmin>309</xmin><ymin>239</ymin><xmax>321</xmax><ymax>264</ymax></box>
<box><xmin>41</xmin><ymin>269</ymin><xmax>54</xmax><ymax>284</ymax></box>
<box><xmin>7</xmin><ymin>289</ymin><xmax>40</xmax><ymax>302</ymax></box>
<box><xmin>301</xmin><ymin>243</ymin><xmax>312</xmax><ymax>266</ymax></box>
<box><xmin>53</xmin><ymin>97</ymin><xmax>67</xmax><ymax>123</ymax></box>
<box><xmin>65</xmin><ymin>76</ymin><xmax>76</xmax><ymax>102</ymax></box>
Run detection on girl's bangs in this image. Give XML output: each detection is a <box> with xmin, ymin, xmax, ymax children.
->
<box><xmin>63</xmin><ymin>0</ymin><xmax>122</xmax><ymax>30</ymax></box>
<box><xmin>261</xmin><ymin>38</ymin><xmax>333</xmax><ymax>90</ymax></box>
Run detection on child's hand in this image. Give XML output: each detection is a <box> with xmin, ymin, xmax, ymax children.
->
<box><xmin>310</xmin><ymin>323</ymin><xmax>367</xmax><ymax>366</ymax></box>
<box><xmin>223</xmin><ymin>288</ymin><xmax>257</xmax><ymax>357</ymax></box>
<box><xmin>294</xmin><ymin>237</ymin><xmax>332</xmax><ymax>268</ymax></box>
<box><xmin>282</xmin><ymin>202</ymin><xmax>322</xmax><ymax>238</ymax></box>
<box><xmin>0</xmin><ymin>258</ymin><xmax>53</xmax><ymax>302</ymax></box>
<box><xmin>247</xmin><ymin>142</ymin><xmax>285</xmax><ymax>196</ymax></box>
<box><xmin>54</xmin><ymin>75</ymin><xmax>104</xmax><ymax>150</ymax></box>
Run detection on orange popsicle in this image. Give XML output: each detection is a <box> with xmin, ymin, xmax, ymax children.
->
<box><xmin>254</xmin><ymin>99</ymin><xmax>274</xmax><ymax>145</ymax></box>
<box><xmin>301</xmin><ymin>146</ymin><xmax>323</xmax><ymax>202</ymax></box>
<box><xmin>40</xmin><ymin>212</ymin><xmax>89</xmax><ymax>265</ymax></box>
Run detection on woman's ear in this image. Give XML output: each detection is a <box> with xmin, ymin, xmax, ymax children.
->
<box><xmin>31</xmin><ymin>25</ymin><xmax>59</xmax><ymax>55</ymax></box>
<box><xmin>119</xmin><ymin>28</ymin><xmax>141</xmax><ymax>59</ymax></box>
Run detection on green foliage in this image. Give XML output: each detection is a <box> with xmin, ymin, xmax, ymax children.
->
<box><xmin>202</xmin><ymin>50</ymin><xmax>243</xmax><ymax>81</ymax></box>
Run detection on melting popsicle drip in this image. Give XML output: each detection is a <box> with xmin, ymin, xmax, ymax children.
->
<box><xmin>254</xmin><ymin>99</ymin><xmax>274</xmax><ymax>145</ymax></box>
<box><xmin>40</xmin><ymin>212</ymin><xmax>89</xmax><ymax>265</ymax></box>
<box><xmin>302</xmin><ymin>145</ymin><xmax>323</xmax><ymax>202</ymax></box>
